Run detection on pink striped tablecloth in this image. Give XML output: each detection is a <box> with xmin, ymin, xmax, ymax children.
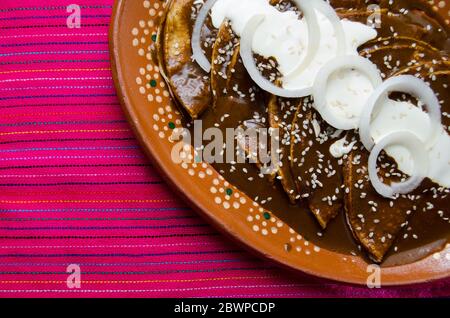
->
<box><xmin>0</xmin><ymin>0</ymin><xmax>449</xmax><ymax>298</ymax></box>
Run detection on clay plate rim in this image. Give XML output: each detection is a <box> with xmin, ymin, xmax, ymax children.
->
<box><xmin>109</xmin><ymin>0</ymin><xmax>450</xmax><ymax>286</ymax></box>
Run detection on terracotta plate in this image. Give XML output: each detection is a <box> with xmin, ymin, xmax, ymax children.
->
<box><xmin>109</xmin><ymin>0</ymin><xmax>450</xmax><ymax>285</ymax></box>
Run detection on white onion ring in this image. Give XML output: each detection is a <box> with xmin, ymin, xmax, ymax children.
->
<box><xmin>311</xmin><ymin>0</ymin><xmax>346</xmax><ymax>56</ymax></box>
<box><xmin>312</xmin><ymin>55</ymin><xmax>382</xmax><ymax>130</ymax></box>
<box><xmin>285</xmin><ymin>0</ymin><xmax>347</xmax><ymax>78</ymax></box>
<box><xmin>281</xmin><ymin>0</ymin><xmax>321</xmax><ymax>79</ymax></box>
<box><xmin>191</xmin><ymin>0</ymin><xmax>218</xmax><ymax>73</ymax></box>
<box><xmin>359</xmin><ymin>75</ymin><xmax>442</xmax><ymax>151</ymax></box>
<box><xmin>368</xmin><ymin>131</ymin><xmax>428</xmax><ymax>198</ymax></box>
<box><xmin>240</xmin><ymin>15</ymin><xmax>313</xmax><ymax>98</ymax></box>
<box><xmin>192</xmin><ymin>0</ymin><xmax>320</xmax><ymax>76</ymax></box>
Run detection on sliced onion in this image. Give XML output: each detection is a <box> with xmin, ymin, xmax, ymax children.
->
<box><xmin>312</xmin><ymin>55</ymin><xmax>382</xmax><ymax>130</ymax></box>
<box><xmin>368</xmin><ymin>131</ymin><xmax>428</xmax><ymax>198</ymax></box>
<box><xmin>359</xmin><ymin>75</ymin><xmax>442</xmax><ymax>151</ymax></box>
<box><xmin>282</xmin><ymin>0</ymin><xmax>320</xmax><ymax>78</ymax></box>
<box><xmin>191</xmin><ymin>0</ymin><xmax>218</xmax><ymax>73</ymax></box>
<box><xmin>311</xmin><ymin>0</ymin><xmax>346</xmax><ymax>56</ymax></box>
<box><xmin>284</xmin><ymin>0</ymin><xmax>345</xmax><ymax>80</ymax></box>
<box><xmin>240</xmin><ymin>15</ymin><xmax>312</xmax><ymax>98</ymax></box>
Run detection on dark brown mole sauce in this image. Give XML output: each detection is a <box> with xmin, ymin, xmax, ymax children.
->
<box><xmin>199</xmin><ymin>101</ymin><xmax>360</xmax><ymax>258</ymax></box>
<box><xmin>183</xmin><ymin>1</ymin><xmax>450</xmax><ymax>265</ymax></box>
